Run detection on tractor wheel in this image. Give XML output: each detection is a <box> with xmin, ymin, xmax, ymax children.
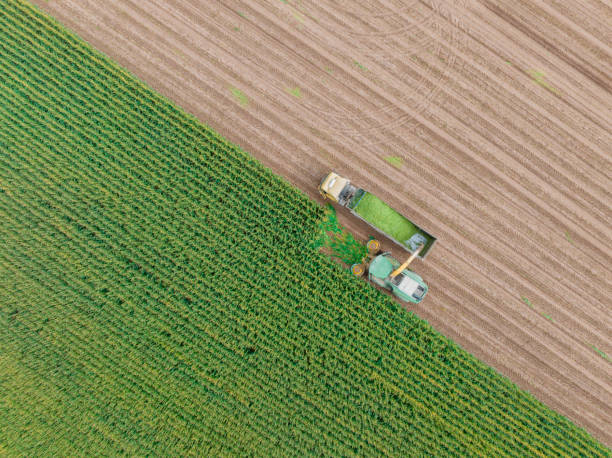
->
<box><xmin>351</xmin><ymin>263</ymin><xmax>365</xmax><ymax>276</ymax></box>
<box><xmin>367</xmin><ymin>239</ymin><xmax>380</xmax><ymax>254</ymax></box>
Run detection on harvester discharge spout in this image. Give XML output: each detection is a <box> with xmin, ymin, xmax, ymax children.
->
<box><xmin>390</xmin><ymin>244</ymin><xmax>424</xmax><ymax>279</ymax></box>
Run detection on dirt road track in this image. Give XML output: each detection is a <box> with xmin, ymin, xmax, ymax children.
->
<box><xmin>30</xmin><ymin>0</ymin><xmax>612</xmax><ymax>444</ymax></box>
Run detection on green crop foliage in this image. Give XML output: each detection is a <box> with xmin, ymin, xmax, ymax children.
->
<box><xmin>384</xmin><ymin>155</ymin><xmax>404</xmax><ymax>168</ymax></box>
<box><xmin>230</xmin><ymin>87</ymin><xmax>249</xmax><ymax>106</ymax></box>
<box><xmin>522</xmin><ymin>296</ymin><xmax>533</xmax><ymax>308</ymax></box>
<box><xmin>311</xmin><ymin>205</ymin><xmax>367</xmax><ymax>265</ymax></box>
<box><xmin>527</xmin><ymin>69</ymin><xmax>559</xmax><ymax>94</ymax></box>
<box><xmin>591</xmin><ymin>346</ymin><xmax>610</xmax><ymax>361</ymax></box>
<box><xmin>354</xmin><ymin>60</ymin><xmax>368</xmax><ymax>71</ymax></box>
<box><xmin>0</xmin><ymin>1</ymin><xmax>608</xmax><ymax>456</ymax></box>
<box><xmin>286</xmin><ymin>86</ymin><xmax>302</xmax><ymax>98</ymax></box>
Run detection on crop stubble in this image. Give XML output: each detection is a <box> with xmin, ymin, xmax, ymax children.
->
<box><xmin>30</xmin><ymin>0</ymin><xmax>612</xmax><ymax>444</ymax></box>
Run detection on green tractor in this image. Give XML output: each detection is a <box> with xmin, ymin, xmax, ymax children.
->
<box><xmin>352</xmin><ymin>241</ymin><xmax>428</xmax><ymax>304</ymax></box>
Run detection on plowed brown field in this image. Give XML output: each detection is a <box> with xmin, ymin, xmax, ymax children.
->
<box><xmin>31</xmin><ymin>0</ymin><xmax>611</xmax><ymax>444</ymax></box>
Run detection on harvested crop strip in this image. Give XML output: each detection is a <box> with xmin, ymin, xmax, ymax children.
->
<box><xmin>0</xmin><ymin>1</ymin><xmax>608</xmax><ymax>456</ymax></box>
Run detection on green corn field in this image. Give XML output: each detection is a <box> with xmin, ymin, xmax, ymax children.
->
<box><xmin>0</xmin><ymin>1</ymin><xmax>609</xmax><ymax>456</ymax></box>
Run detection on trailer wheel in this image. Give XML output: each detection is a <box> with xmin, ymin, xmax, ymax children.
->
<box><xmin>351</xmin><ymin>263</ymin><xmax>365</xmax><ymax>276</ymax></box>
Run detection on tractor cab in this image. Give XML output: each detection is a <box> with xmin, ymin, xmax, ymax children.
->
<box><xmin>319</xmin><ymin>172</ymin><xmax>357</xmax><ymax>206</ymax></box>
<box><xmin>367</xmin><ymin>252</ymin><xmax>428</xmax><ymax>304</ymax></box>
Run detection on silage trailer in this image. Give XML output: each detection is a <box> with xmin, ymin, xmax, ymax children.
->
<box><xmin>318</xmin><ymin>171</ymin><xmax>437</xmax><ymax>259</ymax></box>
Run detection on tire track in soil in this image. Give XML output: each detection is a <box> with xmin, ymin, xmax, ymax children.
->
<box><xmin>479</xmin><ymin>0</ymin><xmax>611</xmax><ymax>91</ymax></box>
<box><xmin>44</xmin><ymin>0</ymin><xmax>612</xmax><ymax>370</ymax></box>
<box><xmin>29</xmin><ymin>0</ymin><xmax>612</xmax><ymax>445</ymax></box>
<box><xmin>135</xmin><ymin>0</ymin><xmax>612</xmax><ymax>320</ymax></box>
<box><xmin>231</xmin><ymin>1</ymin><xmax>612</xmax><ymax>249</ymax></box>
<box><xmin>34</xmin><ymin>0</ymin><xmax>612</xmax><ymax>416</ymax></box>
<box><xmin>287</xmin><ymin>0</ymin><xmax>469</xmax><ymax>144</ymax></box>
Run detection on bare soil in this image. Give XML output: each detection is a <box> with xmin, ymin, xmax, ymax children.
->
<box><xmin>31</xmin><ymin>0</ymin><xmax>612</xmax><ymax>444</ymax></box>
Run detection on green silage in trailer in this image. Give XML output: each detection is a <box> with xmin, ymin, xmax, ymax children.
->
<box><xmin>353</xmin><ymin>192</ymin><xmax>420</xmax><ymax>243</ymax></box>
<box><xmin>0</xmin><ymin>1</ymin><xmax>609</xmax><ymax>456</ymax></box>
<box><xmin>352</xmin><ymin>191</ymin><xmax>434</xmax><ymax>255</ymax></box>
